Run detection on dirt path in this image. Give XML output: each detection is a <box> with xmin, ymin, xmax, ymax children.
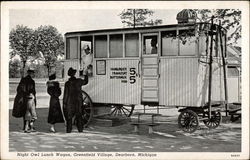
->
<box><xmin>9</xmin><ymin>108</ymin><xmax>241</xmax><ymax>152</ymax></box>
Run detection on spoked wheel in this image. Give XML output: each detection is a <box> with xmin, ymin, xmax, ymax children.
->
<box><xmin>178</xmin><ymin>109</ymin><xmax>199</xmax><ymax>133</ymax></box>
<box><xmin>81</xmin><ymin>91</ymin><xmax>94</xmax><ymax>128</ymax></box>
<box><xmin>110</xmin><ymin>105</ymin><xmax>134</xmax><ymax>117</ymax></box>
<box><xmin>203</xmin><ymin>111</ymin><xmax>221</xmax><ymax>129</ymax></box>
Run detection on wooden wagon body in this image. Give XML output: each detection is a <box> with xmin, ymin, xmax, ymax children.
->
<box><xmin>64</xmin><ymin>23</ymin><xmax>233</xmax><ymax>108</ymax></box>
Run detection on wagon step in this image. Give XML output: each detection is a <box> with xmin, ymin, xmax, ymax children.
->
<box><xmin>232</xmin><ymin>102</ymin><xmax>241</xmax><ymax>105</ymax></box>
<box><xmin>228</xmin><ymin>107</ymin><xmax>241</xmax><ymax>122</ymax></box>
<box><xmin>130</xmin><ymin>122</ymin><xmax>160</xmax><ymax>134</ymax></box>
<box><xmin>131</xmin><ymin>122</ymin><xmax>160</xmax><ymax>126</ymax></box>
<box><xmin>198</xmin><ymin>117</ymin><xmax>209</xmax><ymax>121</ymax></box>
<box><xmin>133</xmin><ymin>112</ymin><xmax>162</xmax><ymax>116</ymax></box>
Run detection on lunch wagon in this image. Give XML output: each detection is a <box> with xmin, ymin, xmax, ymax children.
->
<box><xmin>63</xmin><ymin>12</ymin><xmax>240</xmax><ymax>133</ymax></box>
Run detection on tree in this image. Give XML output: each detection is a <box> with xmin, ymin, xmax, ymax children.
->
<box><xmin>195</xmin><ymin>9</ymin><xmax>241</xmax><ymax>45</ymax></box>
<box><xmin>119</xmin><ymin>9</ymin><xmax>162</xmax><ymax>28</ymax></box>
<box><xmin>34</xmin><ymin>25</ymin><xmax>64</xmax><ymax>77</ymax></box>
<box><xmin>9</xmin><ymin>59</ymin><xmax>21</xmax><ymax>78</ymax></box>
<box><xmin>9</xmin><ymin>25</ymin><xmax>36</xmax><ymax>77</ymax></box>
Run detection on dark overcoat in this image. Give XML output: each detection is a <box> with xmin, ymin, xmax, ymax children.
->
<box><xmin>47</xmin><ymin>80</ymin><xmax>64</xmax><ymax>124</ymax></box>
<box><xmin>12</xmin><ymin>75</ymin><xmax>36</xmax><ymax>118</ymax></box>
<box><xmin>63</xmin><ymin>76</ymin><xmax>88</xmax><ymax>120</ymax></box>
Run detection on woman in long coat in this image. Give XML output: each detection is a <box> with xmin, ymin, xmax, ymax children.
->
<box><xmin>47</xmin><ymin>73</ymin><xmax>64</xmax><ymax>132</ymax></box>
<box><xmin>12</xmin><ymin>68</ymin><xmax>37</xmax><ymax>133</ymax></box>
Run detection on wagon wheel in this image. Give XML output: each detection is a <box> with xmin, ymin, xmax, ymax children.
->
<box><xmin>110</xmin><ymin>105</ymin><xmax>134</xmax><ymax>117</ymax></box>
<box><xmin>178</xmin><ymin>109</ymin><xmax>199</xmax><ymax>133</ymax></box>
<box><xmin>81</xmin><ymin>91</ymin><xmax>94</xmax><ymax>128</ymax></box>
<box><xmin>203</xmin><ymin>111</ymin><xmax>221</xmax><ymax>129</ymax></box>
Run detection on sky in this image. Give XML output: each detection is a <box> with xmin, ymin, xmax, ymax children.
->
<box><xmin>9</xmin><ymin>9</ymin><xmax>180</xmax><ymax>35</ymax></box>
<box><xmin>8</xmin><ymin>9</ymin><xmax>180</xmax><ymax>62</ymax></box>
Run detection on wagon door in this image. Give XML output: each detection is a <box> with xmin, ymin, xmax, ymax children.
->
<box><xmin>141</xmin><ymin>34</ymin><xmax>159</xmax><ymax>104</ymax></box>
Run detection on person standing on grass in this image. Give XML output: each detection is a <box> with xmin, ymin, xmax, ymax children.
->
<box><xmin>46</xmin><ymin>73</ymin><xmax>64</xmax><ymax>133</ymax></box>
<box><xmin>63</xmin><ymin>67</ymin><xmax>88</xmax><ymax>133</ymax></box>
<box><xmin>13</xmin><ymin>68</ymin><xmax>37</xmax><ymax>133</ymax></box>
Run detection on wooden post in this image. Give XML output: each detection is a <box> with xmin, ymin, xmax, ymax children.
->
<box><xmin>208</xmin><ymin>16</ymin><xmax>215</xmax><ymax>119</ymax></box>
<box><xmin>219</xmin><ymin>21</ymin><xmax>229</xmax><ymax>116</ymax></box>
<box><xmin>134</xmin><ymin>125</ymin><xmax>139</xmax><ymax>132</ymax></box>
<box><xmin>148</xmin><ymin>126</ymin><xmax>153</xmax><ymax>134</ymax></box>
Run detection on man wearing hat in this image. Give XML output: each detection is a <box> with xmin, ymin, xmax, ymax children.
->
<box><xmin>13</xmin><ymin>67</ymin><xmax>37</xmax><ymax>133</ymax></box>
<box><xmin>63</xmin><ymin>67</ymin><xmax>88</xmax><ymax>133</ymax></box>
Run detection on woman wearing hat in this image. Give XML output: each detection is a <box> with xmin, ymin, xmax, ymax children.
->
<box><xmin>63</xmin><ymin>67</ymin><xmax>88</xmax><ymax>133</ymax></box>
<box><xmin>46</xmin><ymin>73</ymin><xmax>64</xmax><ymax>132</ymax></box>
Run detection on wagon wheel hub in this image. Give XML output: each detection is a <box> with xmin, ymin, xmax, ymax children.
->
<box><xmin>110</xmin><ymin>105</ymin><xmax>135</xmax><ymax>117</ymax></box>
<box><xmin>203</xmin><ymin>111</ymin><xmax>221</xmax><ymax>129</ymax></box>
<box><xmin>178</xmin><ymin>109</ymin><xmax>199</xmax><ymax>133</ymax></box>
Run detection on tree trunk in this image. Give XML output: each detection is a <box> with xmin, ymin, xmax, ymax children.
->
<box><xmin>47</xmin><ymin>66</ymin><xmax>50</xmax><ymax>78</ymax></box>
<box><xmin>21</xmin><ymin>60</ymin><xmax>26</xmax><ymax>77</ymax></box>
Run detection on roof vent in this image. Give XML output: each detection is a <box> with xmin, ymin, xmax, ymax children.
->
<box><xmin>176</xmin><ymin>9</ymin><xmax>197</xmax><ymax>24</ymax></box>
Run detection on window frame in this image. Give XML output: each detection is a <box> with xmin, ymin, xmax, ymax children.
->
<box><xmin>178</xmin><ymin>29</ymin><xmax>197</xmax><ymax>56</ymax></box>
<box><xmin>109</xmin><ymin>34</ymin><xmax>124</xmax><ymax>58</ymax></box>
<box><xmin>125</xmin><ymin>33</ymin><xmax>140</xmax><ymax>58</ymax></box>
<box><xmin>142</xmin><ymin>33</ymin><xmax>159</xmax><ymax>56</ymax></box>
<box><xmin>160</xmin><ymin>28</ymin><xmax>198</xmax><ymax>57</ymax></box>
<box><xmin>161</xmin><ymin>30</ymin><xmax>179</xmax><ymax>56</ymax></box>
<box><xmin>227</xmin><ymin>66</ymin><xmax>240</xmax><ymax>77</ymax></box>
<box><xmin>66</xmin><ymin>37</ymin><xmax>79</xmax><ymax>60</ymax></box>
<box><xmin>94</xmin><ymin>34</ymin><xmax>108</xmax><ymax>58</ymax></box>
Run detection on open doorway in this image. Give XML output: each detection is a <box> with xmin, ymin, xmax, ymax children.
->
<box><xmin>80</xmin><ymin>36</ymin><xmax>93</xmax><ymax>76</ymax></box>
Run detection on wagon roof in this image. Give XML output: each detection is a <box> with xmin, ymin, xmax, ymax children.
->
<box><xmin>65</xmin><ymin>23</ymin><xmax>198</xmax><ymax>36</ymax></box>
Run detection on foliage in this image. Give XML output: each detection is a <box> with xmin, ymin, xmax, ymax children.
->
<box><xmin>9</xmin><ymin>59</ymin><xmax>21</xmax><ymax>78</ymax></box>
<box><xmin>55</xmin><ymin>61</ymin><xmax>64</xmax><ymax>78</ymax></box>
<box><xmin>9</xmin><ymin>25</ymin><xmax>64</xmax><ymax>78</ymax></box>
<box><xmin>195</xmin><ymin>9</ymin><xmax>241</xmax><ymax>45</ymax></box>
<box><xmin>119</xmin><ymin>9</ymin><xmax>162</xmax><ymax>27</ymax></box>
<box><xmin>34</xmin><ymin>25</ymin><xmax>64</xmax><ymax>76</ymax></box>
<box><xmin>9</xmin><ymin>25</ymin><xmax>36</xmax><ymax>76</ymax></box>
<box><xmin>33</xmin><ymin>63</ymin><xmax>47</xmax><ymax>78</ymax></box>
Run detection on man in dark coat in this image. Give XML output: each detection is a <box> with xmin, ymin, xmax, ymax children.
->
<box><xmin>63</xmin><ymin>67</ymin><xmax>88</xmax><ymax>133</ymax></box>
<box><xmin>13</xmin><ymin>68</ymin><xmax>37</xmax><ymax>133</ymax></box>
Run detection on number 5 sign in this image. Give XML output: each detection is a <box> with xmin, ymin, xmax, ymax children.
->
<box><xmin>129</xmin><ymin>68</ymin><xmax>136</xmax><ymax>84</ymax></box>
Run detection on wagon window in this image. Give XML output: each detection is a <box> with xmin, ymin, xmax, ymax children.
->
<box><xmin>161</xmin><ymin>30</ymin><xmax>178</xmax><ymax>56</ymax></box>
<box><xmin>227</xmin><ymin>66</ymin><xmax>239</xmax><ymax>77</ymax></box>
<box><xmin>125</xmin><ymin>33</ymin><xmax>139</xmax><ymax>57</ymax></box>
<box><xmin>95</xmin><ymin>35</ymin><xmax>107</xmax><ymax>58</ymax></box>
<box><xmin>80</xmin><ymin>36</ymin><xmax>93</xmax><ymax>75</ymax></box>
<box><xmin>143</xmin><ymin>35</ymin><xmax>158</xmax><ymax>55</ymax></box>
<box><xmin>179</xmin><ymin>29</ymin><xmax>196</xmax><ymax>56</ymax></box>
<box><xmin>199</xmin><ymin>34</ymin><xmax>207</xmax><ymax>56</ymax></box>
<box><xmin>81</xmin><ymin>36</ymin><xmax>92</xmax><ymax>56</ymax></box>
<box><xmin>66</xmin><ymin>37</ymin><xmax>78</xmax><ymax>59</ymax></box>
<box><xmin>110</xmin><ymin>34</ymin><xmax>123</xmax><ymax>58</ymax></box>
